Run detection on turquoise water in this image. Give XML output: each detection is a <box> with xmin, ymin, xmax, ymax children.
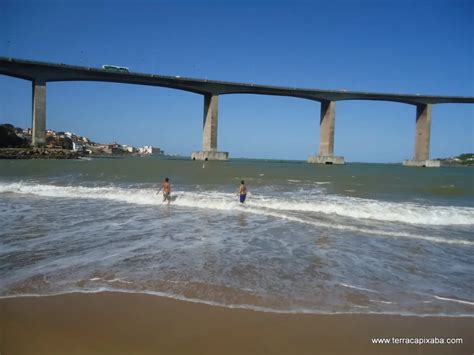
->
<box><xmin>0</xmin><ymin>157</ymin><xmax>473</xmax><ymax>315</ymax></box>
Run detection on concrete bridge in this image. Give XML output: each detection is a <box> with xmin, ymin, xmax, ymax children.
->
<box><xmin>1</xmin><ymin>57</ymin><xmax>473</xmax><ymax>166</ymax></box>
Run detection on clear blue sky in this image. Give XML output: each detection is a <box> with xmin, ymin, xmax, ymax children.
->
<box><xmin>0</xmin><ymin>0</ymin><xmax>472</xmax><ymax>162</ymax></box>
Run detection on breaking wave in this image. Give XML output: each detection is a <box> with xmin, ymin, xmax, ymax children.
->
<box><xmin>1</xmin><ymin>181</ymin><xmax>473</xmax><ymax>226</ymax></box>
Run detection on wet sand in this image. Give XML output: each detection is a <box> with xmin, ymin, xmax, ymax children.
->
<box><xmin>0</xmin><ymin>292</ymin><xmax>472</xmax><ymax>355</ymax></box>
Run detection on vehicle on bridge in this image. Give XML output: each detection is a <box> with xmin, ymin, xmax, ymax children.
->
<box><xmin>102</xmin><ymin>64</ymin><xmax>129</xmax><ymax>73</ymax></box>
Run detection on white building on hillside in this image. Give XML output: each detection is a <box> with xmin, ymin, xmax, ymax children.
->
<box><xmin>138</xmin><ymin>145</ymin><xmax>164</xmax><ymax>155</ymax></box>
<box><xmin>121</xmin><ymin>145</ymin><xmax>135</xmax><ymax>153</ymax></box>
<box><xmin>73</xmin><ymin>142</ymin><xmax>84</xmax><ymax>152</ymax></box>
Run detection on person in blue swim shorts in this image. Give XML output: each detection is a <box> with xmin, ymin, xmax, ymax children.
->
<box><xmin>238</xmin><ymin>180</ymin><xmax>247</xmax><ymax>204</ymax></box>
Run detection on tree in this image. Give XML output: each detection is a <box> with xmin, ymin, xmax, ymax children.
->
<box><xmin>0</xmin><ymin>124</ymin><xmax>27</xmax><ymax>147</ymax></box>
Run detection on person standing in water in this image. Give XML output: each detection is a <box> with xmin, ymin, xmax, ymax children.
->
<box><xmin>159</xmin><ymin>177</ymin><xmax>172</xmax><ymax>204</ymax></box>
<box><xmin>238</xmin><ymin>180</ymin><xmax>247</xmax><ymax>204</ymax></box>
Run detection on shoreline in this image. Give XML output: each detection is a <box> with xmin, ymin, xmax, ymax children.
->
<box><xmin>0</xmin><ymin>148</ymin><xmax>162</xmax><ymax>160</ymax></box>
<box><xmin>0</xmin><ymin>147</ymin><xmax>80</xmax><ymax>159</ymax></box>
<box><xmin>1</xmin><ymin>291</ymin><xmax>472</xmax><ymax>355</ymax></box>
<box><xmin>1</xmin><ymin>290</ymin><xmax>473</xmax><ymax>318</ymax></box>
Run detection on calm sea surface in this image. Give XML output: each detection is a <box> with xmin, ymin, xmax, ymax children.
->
<box><xmin>0</xmin><ymin>157</ymin><xmax>473</xmax><ymax>316</ymax></box>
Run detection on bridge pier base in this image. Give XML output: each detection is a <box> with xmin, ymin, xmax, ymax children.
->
<box><xmin>191</xmin><ymin>151</ymin><xmax>229</xmax><ymax>161</ymax></box>
<box><xmin>403</xmin><ymin>104</ymin><xmax>439</xmax><ymax>167</ymax></box>
<box><xmin>308</xmin><ymin>100</ymin><xmax>344</xmax><ymax>164</ymax></box>
<box><xmin>32</xmin><ymin>78</ymin><xmax>46</xmax><ymax>146</ymax></box>
<box><xmin>192</xmin><ymin>94</ymin><xmax>229</xmax><ymax>161</ymax></box>
<box><xmin>403</xmin><ymin>159</ymin><xmax>440</xmax><ymax>167</ymax></box>
<box><xmin>308</xmin><ymin>155</ymin><xmax>345</xmax><ymax>164</ymax></box>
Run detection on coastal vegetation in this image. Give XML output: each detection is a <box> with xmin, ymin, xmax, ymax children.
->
<box><xmin>0</xmin><ymin>124</ymin><xmax>28</xmax><ymax>148</ymax></box>
<box><xmin>439</xmin><ymin>153</ymin><xmax>474</xmax><ymax>166</ymax></box>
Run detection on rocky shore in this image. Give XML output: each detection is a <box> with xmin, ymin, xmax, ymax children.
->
<box><xmin>0</xmin><ymin>147</ymin><xmax>81</xmax><ymax>159</ymax></box>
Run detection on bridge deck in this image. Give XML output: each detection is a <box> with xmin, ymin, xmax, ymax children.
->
<box><xmin>1</xmin><ymin>57</ymin><xmax>473</xmax><ymax>105</ymax></box>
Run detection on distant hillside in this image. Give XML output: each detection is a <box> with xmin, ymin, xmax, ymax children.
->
<box><xmin>439</xmin><ymin>153</ymin><xmax>474</xmax><ymax>166</ymax></box>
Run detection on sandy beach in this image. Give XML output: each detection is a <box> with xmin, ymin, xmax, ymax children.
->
<box><xmin>0</xmin><ymin>292</ymin><xmax>472</xmax><ymax>355</ymax></box>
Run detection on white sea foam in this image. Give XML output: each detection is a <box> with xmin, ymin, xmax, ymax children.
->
<box><xmin>434</xmin><ymin>296</ymin><xmax>474</xmax><ymax>306</ymax></box>
<box><xmin>339</xmin><ymin>283</ymin><xmax>380</xmax><ymax>294</ymax></box>
<box><xmin>6</xmin><ymin>181</ymin><xmax>465</xmax><ymax>248</ymax></box>
<box><xmin>370</xmin><ymin>299</ymin><xmax>393</xmax><ymax>305</ymax></box>
<box><xmin>248</xmin><ymin>194</ymin><xmax>474</xmax><ymax>226</ymax></box>
<box><xmin>1</xmin><ymin>182</ymin><xmax>473</xmax><ymax>228</ymax></box>
<box><xmin>240</xmin><ymin>206</ymin><xmax>462</xmax><ymax>244</ymax></box>
<box><xmin>90</xmin><ymin>277</ymin><xmax>134</xmax><ymax>284</ymax></box>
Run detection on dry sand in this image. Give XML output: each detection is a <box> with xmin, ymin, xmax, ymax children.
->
<box><xmin>0</xmin><ymin>291</ymin><xmax>472</xmax><ymax>354</ymax></box>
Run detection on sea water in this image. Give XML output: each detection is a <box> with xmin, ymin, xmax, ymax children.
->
<box><xmin>0</xmin><ymin>157</ymin><xmax>473</xmax><ymax>316</ymax></box>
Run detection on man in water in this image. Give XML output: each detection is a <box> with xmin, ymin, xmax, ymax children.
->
<box><xmin>238</xmin><ymin>180</ymin><xmax>247</xmax><ymax>204</ymax></box>
<box><xmin>159</xmin><ymin>177</ymin><xmax>172</xmax><ymax>204</ymax></box>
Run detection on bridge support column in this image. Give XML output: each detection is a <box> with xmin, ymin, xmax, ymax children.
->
<box><xmin>308</xmin><ymin>100</ymin><xmax>344</xmax><ymax>164</ymax></box>
<box><xmin>192</xmin><ymin>94</ymin><xmax>229</xmax><ymax>161</ymax></box>
<box><xmin>403</xmin><ymin>104</ymin><xmax>440</xmax><ymax>167</ymax></box>
<box><xmin>32</xmin><ymin>78</ymin><xmax>46</xmax><ymax>146</ymax></box>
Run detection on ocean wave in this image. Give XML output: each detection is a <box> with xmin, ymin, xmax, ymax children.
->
<box><xmin>248</xmin><ymin>195</ymin><xmax>474</xmax><ymax>226</ymax></box>
<box><xmin>1</xmin><ymin>182</ymin><xmax>473</xmax><ymax>227</ymax></box>
<box><xmin>239</xmin><ymin>205</ymin><xmax>473</xmax><ymax>245</ymax></box>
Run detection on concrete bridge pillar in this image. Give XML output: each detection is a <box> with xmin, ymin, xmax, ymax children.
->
<box><xmin>191</xmin><ymin>94</ymin><xmax>228</xmax><ymax>161</ymax></box>
<box><xmin>32</xmin><ymin>78</ymin><xmax>46</xmax><ymax>146</ymax></box>
<box><xmin>403</xmin><ymin>103</ymin><xmax>440</xmax><ymax>167</ymax></box>
<box><xmin>308</xmin><ymin>100</ymin><xmax>344</xmax><ymax>164</ymax></box>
